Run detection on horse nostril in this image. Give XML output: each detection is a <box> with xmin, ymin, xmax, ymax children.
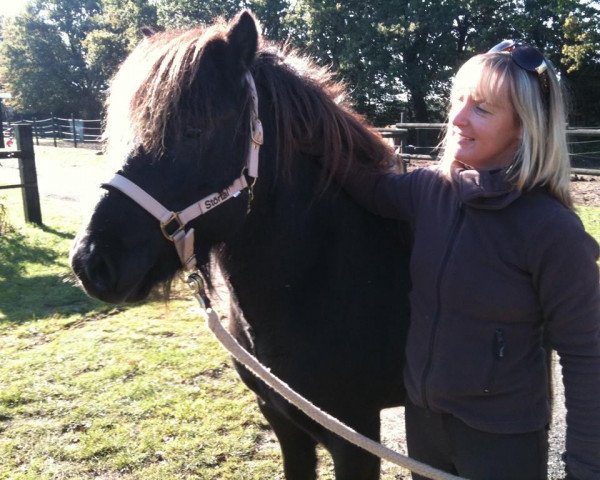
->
<box><xmin>82</xmin><ymin>243</ymin><xmax>119</xmax><ymax>295</ymax></box>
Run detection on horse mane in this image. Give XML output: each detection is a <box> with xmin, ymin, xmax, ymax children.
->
<box><xmin>252</xmin><ymin>46</ymin><xmax>394</xmax><ymax>183</ymax></box>
<box><xmin>104</xmin><ymin>19</ymin><xmax>394</xmax><ymax>180</ymax></box>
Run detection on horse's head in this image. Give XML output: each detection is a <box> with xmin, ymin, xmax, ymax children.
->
<box><xmin>71</xmin><ymin>11</ymin><xmax>261</xmax><ymax>303</ymax></box>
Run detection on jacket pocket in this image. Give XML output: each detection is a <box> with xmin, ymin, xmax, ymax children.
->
<box><xmin>483</xmin><ymin>329</ymin><xmax>506</xmax><ymax>394</ymax></box>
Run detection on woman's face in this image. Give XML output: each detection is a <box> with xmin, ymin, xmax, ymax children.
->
<box><xmin>448</xmin><ymin>62</ymin><xmax>522</xmax><ymax>170</ymax></box>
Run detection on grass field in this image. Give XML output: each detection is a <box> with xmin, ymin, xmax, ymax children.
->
<box><xmin>1</xmin><ymin>145</ymin><xmax>599</xmax><ymax>479</ymax></box>
<box><xmin>579</xmin><ymin>206</ymin><xmax>600</xmax><ymax>253</ymax></box>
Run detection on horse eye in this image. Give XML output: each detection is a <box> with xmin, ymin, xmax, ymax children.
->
<box><xmin>184</xmin><ymin>128</ymin><xmax>203</xmax><ymax>139</ymax></box>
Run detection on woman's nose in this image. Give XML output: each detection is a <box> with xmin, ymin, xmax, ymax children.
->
<box><xmin>451</xmin><ymin>102</ymin><xmax>469</xmax><ymax>127</ymax></box>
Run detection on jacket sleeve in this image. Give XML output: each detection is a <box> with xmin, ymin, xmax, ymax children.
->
<box><xmin>530</xmin><ymin>211</ymin><xmax>600</xmax><ymax>480</ymax></box>
<box><xmin>332</xmin><ymin>162</ymin><xmax>422</xmax><ymax>222</ymax></box>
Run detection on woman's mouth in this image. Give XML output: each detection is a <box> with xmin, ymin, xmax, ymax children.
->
<box><xmin>457</xmin><ymin>132</ymin><xmax>474</xmax><ymax>141</ymax></box>
<box><xmin>455</xmin><ymin>132</ymin><xmax>475</xmax><ymax>147</ymax></box>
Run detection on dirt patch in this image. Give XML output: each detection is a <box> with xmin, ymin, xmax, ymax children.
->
<box><xmin>570</xmin><ymin>175</ymin><xmax>600</xmax><ymax>207</ymax></box>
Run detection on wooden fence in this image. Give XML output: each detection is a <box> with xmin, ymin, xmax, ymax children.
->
<box><xmin>0</xmin><ymin>125</ymin><xmax>42</xmax><ymax>224</ymax></box>
<box><xmin>2</xmin><ymin>116</ymin><xmax>102</xmax><ymax>147</ymax></box>
<box><xmin>3</xmin><ymin>116</ymin><xmax>598</xmax><ymax>170</ymax></box>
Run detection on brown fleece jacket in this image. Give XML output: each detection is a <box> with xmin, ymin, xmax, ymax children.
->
<box><xmin>339</xmin><ymin>161</ymin><xmax>600</xmax><ymax>479</ymax></box>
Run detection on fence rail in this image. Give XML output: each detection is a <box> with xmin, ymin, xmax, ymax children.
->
<box><xmin>2</xmin><ymin>116</ymin><xmax>102</xmax><ymax>148</ymax></box>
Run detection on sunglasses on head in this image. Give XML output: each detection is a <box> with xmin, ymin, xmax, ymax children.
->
<box><xmin>488</xmin><ymin>40</ymin><xmax>547</xmax><ymax>74</ymax></box>
<box><xmin>488</xmin><ymin>40</ymin><xmax>550</xmax><ymax>102</ymax></box>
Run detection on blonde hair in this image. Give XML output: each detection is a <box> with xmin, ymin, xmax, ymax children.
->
<box><xmin>439</xmin><ymin>52</ymin><xmax>572</xmax><ymax>208</ymax></box>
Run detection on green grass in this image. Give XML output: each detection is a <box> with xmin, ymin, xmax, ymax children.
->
<box><xmin>0</xmin><ymin>230</ymin><xmax>285</xmax><ymax>478</ymax></box>
<box><xmin>0</xmin><ymin>299</ymin><xmax>279</xmax><ymax>479</ymax></box>
<box><xmin>0</xmin><ymin>146</ymin><xmax>599</xmax><ymax>479</ymax></box>
<box><xmin>578</xmin><ymin>205</ymin><xmax>600</xmax><ymax>247</ymax></box>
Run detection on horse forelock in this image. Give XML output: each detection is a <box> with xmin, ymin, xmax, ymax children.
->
<box><xmin>104</xmin><ymin>22</ymin><xmax>230</xmax><ymax>161</ymax></box>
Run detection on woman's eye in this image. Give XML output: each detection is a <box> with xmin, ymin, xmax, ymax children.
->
<box><xmin>475</xmin><ymin>104</ymin><xmax>490</xmax><ymax>114</ymax></box>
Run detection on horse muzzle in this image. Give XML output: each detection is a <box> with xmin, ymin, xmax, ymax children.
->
<box><xmin>70</xmin><ymin>233</ymin><xmax>155</xmax><ymax>304</ymax></box>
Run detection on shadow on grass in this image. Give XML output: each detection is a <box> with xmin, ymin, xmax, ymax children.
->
<box><xmin>0</xmin><ymin>228</ymin><xmax>102</xmax><ymax>323</ymax></box>
<box><xmin>38</xmin><ymin>223</ymin><xmax>75</xmax><ymax>240</ymax></box>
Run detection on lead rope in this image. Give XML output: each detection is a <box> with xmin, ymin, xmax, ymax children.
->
<box><xmin>187</xmin><ymin>275</ymin><xmax>468</xmax><ymax>480</ymax></box>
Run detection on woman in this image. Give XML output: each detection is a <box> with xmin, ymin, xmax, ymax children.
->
<box><xmin>336</xmin><ymin>41</ymin><xmax>600</xmax><ymax>479</ymax></box>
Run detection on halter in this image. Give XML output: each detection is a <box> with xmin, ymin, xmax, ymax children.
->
<box><xmin>102</xmin><ymin>72</ymin><xmax>263</xmax><ymax>272</ymax></box>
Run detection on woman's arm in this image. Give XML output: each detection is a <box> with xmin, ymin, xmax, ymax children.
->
<box><xmin>530</xmin><ymin>212</ymin><xmax>600</xmax><ymax>480</ymax></box>
<box><xmin>327</xmin><ymin>161</ymin><xmax>424</xmax><ymax>222</ymax></box>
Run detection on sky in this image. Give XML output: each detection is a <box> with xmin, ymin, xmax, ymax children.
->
<box><xmin>0</xmin><ymin>0</ymin><xmax>28</xmax><ymax>18</ymax></box>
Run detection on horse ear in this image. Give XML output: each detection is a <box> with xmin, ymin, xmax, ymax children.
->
<box><xmin>227</xmin><ymin>10</ymin><xmax>259</xmax><ymax>70</ymax></box>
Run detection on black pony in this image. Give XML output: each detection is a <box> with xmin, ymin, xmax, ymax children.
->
<box><xmin>71</xmin><ymin>11</ymin><xmax>411</xmax><ymax>479</ymax></box>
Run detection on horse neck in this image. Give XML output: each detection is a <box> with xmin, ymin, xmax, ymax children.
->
<box><xmin>215</xmin><ymin>67</ymin><xmax>401</xmax><ymax>320</ymax></box>
<box><xmin>219</xmin><ymin>115</ymin><xmax>367</xmax><ymax>298</ymax></box>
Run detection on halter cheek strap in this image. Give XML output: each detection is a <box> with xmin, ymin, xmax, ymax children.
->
<box><xmin>102</xmin><ymin>72</ymin><xmax>262</xmax><ymax>272</ymax></box>
<box><xmin>246</xmin><ymin>72</ymin><xmax>263</xmax><ymax>178</ymax></box>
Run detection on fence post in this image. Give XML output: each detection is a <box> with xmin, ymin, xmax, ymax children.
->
<box><xmin>15</xmin><ymin>124</ymin><xmax>42</xmax><ymax>225</ymax></box>
<box><xmin>52</xmin><ymin>114</ymin><xmax>57</xmax><ymax>147</ymax></box>
<box><xmin>0</xmin><ymin>100</ymin><xmax>4</xmax><ymax>149</ymax></box>
<box><xmin>33</xmin><ymin>117</ymin><xmax>39</xmax><ymax>146</ymax></box>
<box><xmin>71</xmin><ymin>113</ymin><xmax>78</xmax><ymax>148</ymax></box>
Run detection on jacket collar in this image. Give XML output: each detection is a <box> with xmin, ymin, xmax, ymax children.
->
<box><xmin>450</xmin><ymin>161</ymin><xmax>521</xmax><ymax>210</ymax></box>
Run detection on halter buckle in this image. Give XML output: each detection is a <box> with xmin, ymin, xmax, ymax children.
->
<box><xmin>251</xmin><ymin>119</ymin><xmax>263</xmax><ymax>147</ymax></box>
<box><xmin>160</xmin><ymin>212</ymin><xmax>184</xmax><ymax>241</ymax></box>
<box><xmin>186</xmin><ymin>271</ymin><xmax>210</xmax><ymax>309</ymax></box>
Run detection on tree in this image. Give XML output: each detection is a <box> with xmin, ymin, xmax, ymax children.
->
<box><xmin>249</xmin><ymin>0</ymin><xmax>290</xmax><ymax>41</ymax></box>
<box><xmin>0</xmin><ymin>13</ymin><xmax>94</xmax><ymax>116</ymax></box>
<box><xmin>0</xmin><ymin>0</ymin><xmax>103</xmax><ymax>117</ymax></box>
<box><xmin>153</xmin><ymin>0</ymin><xmax>243</xmax><ymax>29</ymax></box>
<box><xmin>285</xmin><ymin>0</ymin><xmax>466</xmax><ymax>123</ymax></box>
<box><xmin>1</xmin><ymin>0</ymin><xmax>599</xmax><ymax>125</ymax></box>
<box><xmin>0</xmin><ymin>0</ymin><xmax>158</xmax><ymax>118</ymax></box>
<box><xmin>84</xmin><ymin>0</ymin><xmax>158</xmax><ymax>95</ymax></box>
<box><xmin>0</xmin><ymin>16</ymin><xmax>6</xmax><ymax>89</ymax></box>
<box><xmin>153</xmin><ymin>0</ymin><xmax>289</xmax><ymax>41</ymax></box>
<box><xmin>558</xmin><ymin>4</ymin><xmax>600</xmax><ymax>125</ymax></box>
<box><xmin>286</xmin><ymin>0</ymin><xmax>600</xmax><ymax>125</ymax></box>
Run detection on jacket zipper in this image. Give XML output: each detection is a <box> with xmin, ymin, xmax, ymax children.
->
<box><xmin>420</xmin><ymin>203</ymin><xmax>465</xmax><ymax>408</ymax></box>
<box><xmin>484</xmin><ymin>329</ymin><xmax>506</xmax><ymax>394</ymax></box>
